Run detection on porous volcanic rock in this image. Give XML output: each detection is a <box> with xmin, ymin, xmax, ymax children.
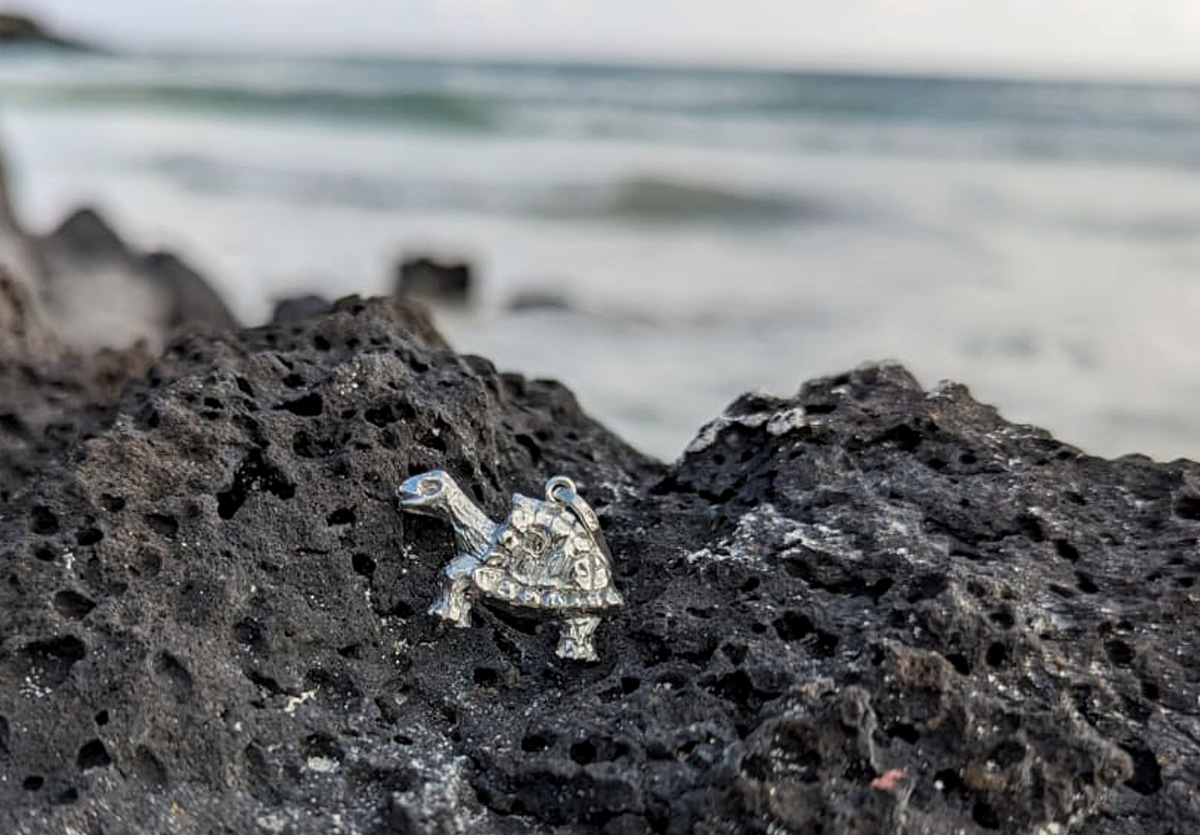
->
<box><xmin>0</xmin><ymin>300</ymin><xmax>1197</xmax><ymax>835</ymax></box>
<box><xmin>0</xmin><ymin>269</ymin><xmax>152</xmax><ymax>502</ymax></box>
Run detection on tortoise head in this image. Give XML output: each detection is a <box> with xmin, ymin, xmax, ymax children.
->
<box><xmin>397</xmin><ymin>469</ymin><xmax>454</xmax><ymax>516</ymax></box>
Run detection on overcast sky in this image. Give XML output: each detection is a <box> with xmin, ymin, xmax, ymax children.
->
<box><xmin>15</xmin><ymin>0</ymin><xmax>1200</xmax><ymax>78</ymax></box>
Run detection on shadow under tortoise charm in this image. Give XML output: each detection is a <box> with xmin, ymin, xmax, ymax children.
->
<box><xmin>398</xmin><ymin>470</ymin><xmax>624</xmax><ymax>661</ymax></box>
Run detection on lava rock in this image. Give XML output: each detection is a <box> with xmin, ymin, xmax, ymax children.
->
<box><xmin>0</xmin><ymin>303</ymin><xmax>1196</xmax><ymax>835</ymax></box>
<box><xmin>394</xmin><ymin>256</ymin><xmax>473</xmax><ymax>306</ymax></box>
<box><xmin>0</xmin><ymin>268</ymin><xmax>151</xmax><ymax>502</ymax></box>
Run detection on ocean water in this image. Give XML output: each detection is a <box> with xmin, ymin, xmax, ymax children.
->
<box><xmin>2</xmin><ymin>49</ymin><xmax>1200</xmax><ymax>461</ymax></box>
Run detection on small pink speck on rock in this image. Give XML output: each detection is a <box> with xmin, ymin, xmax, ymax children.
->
<box><xmin>870</xmin><ymin>768</ymin><xmax>908</xmax><ymax>791</ymax></box>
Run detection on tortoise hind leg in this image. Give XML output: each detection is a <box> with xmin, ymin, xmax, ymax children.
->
<box><xmin>556</xmin><ymin>616</ymin><xmax>601</xmax><ymax>662</ymax></box>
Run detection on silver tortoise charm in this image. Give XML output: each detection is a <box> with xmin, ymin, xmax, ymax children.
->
<box><xmin>398</xmin><ymin>470</ymin><xmax>624</xmax><ymax>661</ymax></box>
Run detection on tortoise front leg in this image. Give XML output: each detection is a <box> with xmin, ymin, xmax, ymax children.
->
<box><xmin>556</xmin><ymin>615</ymin><xmax>601</xmax><ymax>662</ymax></box>
<box><xmin>428</xmin><ymin>553</ymin><xmax>478</xmax><ymax>628</ymax></box>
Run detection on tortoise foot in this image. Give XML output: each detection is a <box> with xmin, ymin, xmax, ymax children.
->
<box><xmin>556</xmin><ymin>616</ymin><xmax>601</xmax><ymax>662</ymax></box>
<box><xmin>429</xmin><ymin>593</ymin><xmax>472</xmax><ymax>628</ymax></box>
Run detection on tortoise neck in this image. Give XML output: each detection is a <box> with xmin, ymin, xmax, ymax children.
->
<box><xmin>443</xmin><ymin>483</ymin><xmax>496</xmax><ymax>558</ymax></box>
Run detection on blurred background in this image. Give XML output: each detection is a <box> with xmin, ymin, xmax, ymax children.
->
<box><xmin>2</xmin><ymin>1</ymin><xmax>1200</xmax><ymax>461</ymax></box>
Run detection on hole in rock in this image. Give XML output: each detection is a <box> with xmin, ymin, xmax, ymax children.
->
<box><xmin>75</xmin><ymin>527</ymin><xmax>103</xmax><ymax>547</ymax></box>
<box><xmin>301</xmin><ymin>733</ymin><xmax>344</xmax><ymax>762</ymax></box>
<box><xmin>34</xmin><ymin>547</ymin><xmax>55</xmax><ymax>562</ymax></box>
<box><xmin>23</xmin><ymin>776</ymin><xmax>43</xmax><ymax>791</ymax></box>
<box><xmin>1174</xmin><ymin>495</ymin><xmax>1200</xmax><ymax>521</ymax></box>
<box><xmin>94</xmin><ymin>711</ymin><xmax>109</xmax><ymax>726</ymax></box>
<box><xmin>23</xmin><ymin>635</ymin><xmax>86</xmax><ymax>687</ymax></box>
<box><xmin>278</xmin><ymin>393</ymin><xmax>324</xmax><ymax>417</ymax></box>
<box><xmin>351</xmin><ymin>553</ymin><xmax>376</xmax><ymax>577</ymax></box>
<box><xmin>945</xmin><ymin>652</ymin><xmax>971</xmax><ymax>675</ymax></box>
<box><xmin>154</xmin><ymin>651</ymin><xmax>195</xmax><ymax>700</ymax></box>
<box><xmin>53</xmin><ymin>590</ymin><xmax>96</xmax><ymax>620</ymax></box>
<box><xmin>985</xmin><ymin>643</ymin><xmax>1008</xmax><ymax>668</ymax></box>
<box><xmin>972</xmin><ymin>800</ymin><xmax>1001</xmax><ymax>829</ymax></box>
<box><xmin>740</xmin><ymin>576</ymin><xmax>760</xmax><ymax>592</ymax></box>
<box><xmin>132</xmin><ymin>746</ymin><xmax>168</xmax><ymax>791</ymax></box>
<box><xmin>989</xmin><ymin>740</ymin><xmax>1026</xmax><ymax>768</ymax></box>
<box><xmin>30</xmin><ymin>506</ymin><xmax>60</xmax><ymax>535</ymax></box>
<box><xmin>886</xmin><ymin>723</ymin><xmax>920</xmax><ymax>744</ymax></box>
<box><xmin>1106</xmin><ymin>639</ymin><xmax>1135</xmax><ymax>666</ymax></box>
<box><xmin>421</xmin><ymin>434</ymin><xmax>447</xmax><ymax>453</ymax></box>
<box><xmin>621</xmin><ymin>676</ymin><xmax>641</xmax><ymax>694</ymax></box>
<box><xmin>1121</xmin><ymin>743</ymin><xmax>1163</xmax><ymax>794</ymax></box>
<box><xmin>145</xmin><ymin>514</ymin><xmax>179</xmax><ymax>538</ymax></box>
<box><xmin>473</xmin><ymin>667</ymin><xmax>500</xmax><ymax>688</ymax></box>
<box><xmin>1141</xmin><ymin>680</ymin><xmax>1160</xmax><ymax>701</ymax></box>
<box><xmin>907</xmin><ymin>574</ymin><xmax>948</xmax><ymax>602</ymax></box>
<box><xmin>327</xmin><ymin>508</ymin><xmax>356</xmax><ymax>526</ymax></box>
<box><xmin>1076</xmin><ymin>573</ymin><xmax>1098</xmax><ymax>593</ymax></box>
<box><xmin>773</xmin><ymin>611</ymin><xmax>814</xmax><ymax>643</ymax></box>
<box><xmin>989</xmin><ymin>610</ymin><xmax>1015</xmax><ymax>629</ymax></box>
<box><xmin>77</xmin><ymin>739</ymin><xmax>112</xmax><ymax>770</ymax></box>
<box><xmin>813</xmin><ymin>631</ymin><xmax>839</xmax><ymax>658</ymax></box>
<box><xmin>515</xmin><ymin>434</ymin><xmax>542</xmax><ymax>465</ymax></box>
<box><xmin>933</xmin><ymin>768</ymin><xmax>962</xmax><ymax>794</ymax></box>
<box><xmin>521</xmin><ymin>733</ymin><xmax>552</xmax><ymax>753</ymax></box>
<box><xmin>364</xmin><ymin>404</ymin><xmax>397</xmax><ymax>427</ymax></box>
<box><xmin>1055</xmin><ymin>539</ymin><xmax>1080</xmax><ymax>562</ymax></box>
<box><xmin>217</xmin><ymin>451</ymin><xmax>295</xmax><ymax>520</ymax></box>
<box><xmin>100</xmin><ymin>494</ymin><xmax>126</xmax><ymax>513</ymax></box>
<box><xmin>569</xmin><ymin>740</ymin><xmax>597</xmax><ymax>765</ymax></box>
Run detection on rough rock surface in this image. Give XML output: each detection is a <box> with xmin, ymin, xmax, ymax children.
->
<box><xmin>0</xmin><ymin>297</ymin><xmax>1197</xmax><ymax>835</ymax></box>
<box><xmin>0</xmin><ymin>270</ymin><xmax>152</xmax><ymax>502</ymax></box>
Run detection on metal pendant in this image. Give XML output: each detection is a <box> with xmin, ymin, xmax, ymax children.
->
<box><xmin>398</xmin><ymin>470</ymin><xmax>623</xmax><ymax>661</ymax></box>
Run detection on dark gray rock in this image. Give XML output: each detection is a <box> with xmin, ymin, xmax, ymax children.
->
<box><xmin>141</xmin><ymin>250</ymin><xmax>239</xmax><ymax>333</ymax></box>
<box><xmin>0</xmin><ymin>12</ymin><xmax>92</xmax><ymax>49</ymax></box>
<box><xmin>395</xmin><ymin>256</ymin><xmax>473</xmax><ymax>306</ymax></box>
<box><xmin>0</xmin><ymin>268</ymin><xmax>151</xmax><ymax>502</ymax></box>
<box><xmin>46</xmin><ymin>208</ymin><xmax>131</xmax><ymax>263</ymax></box>
<box><xmin>506</xmin><ymin>287</ymin><xmax>573</xmax><ymax>314</ymax></box>
<box><xmin>0</xmin><ymin>145</ymin><xmax>238</xmax><ymax>351</ymax></box>
<box><xmin>272</xmin><ymin>294</ymin><xmax>334</xmax><ymax>324</ymax></box>
<box><xmin>0</xmin><ymin>302</ymin><xmax>1196</xmax><ymax>835</ymax></box>
<box><xmin>35</xmin><ymin>207</ymin><xmax>239</xmax><ymax>351</ymax></box>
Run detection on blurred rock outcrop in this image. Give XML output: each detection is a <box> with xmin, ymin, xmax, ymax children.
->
<box><xmin>394</xmin><ymin>255</ymin><xmax>473</xmax><ymax>306</ymax></box>
<box><xmin>0</xmin><ymin>144</ymin><xmax>238</xmax><ymax>352</ymax></box>
<box><xmin>0</xmin><ymin>11</ymin><xmax>92</xmax><ymax>49</ymax></box>
<box><xmin>0</xmin><ymin>289</ymin><xmax>1196</xmax><ymax>834</ymax></box>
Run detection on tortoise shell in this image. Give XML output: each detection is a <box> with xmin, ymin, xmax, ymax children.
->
<box><xmin>472</xmin><ymin>494</ymin><xmax>624</xmax><ymax>612</ymax></box>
